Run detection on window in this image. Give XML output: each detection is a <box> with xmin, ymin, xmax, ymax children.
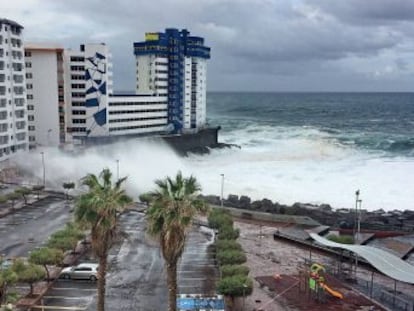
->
<box><xmin>71</xmin><ymin>83</ymin><xmax>85</xmax><ymax>89</ymax></box>
<box><xmin>27</xmin><ymin>105</ymin><xmax>34</xmax><ymax>110</ymax></box>
<box><xmin>28</xmin><ymin>125</ymin><xmax>35</xmax><ymax>131</ymax></box>
<box><xmin>26</xmin><ymin>73</ymin><xmax>33</xmax><ymax>79</ymax></box>
<box><xmin>70</xmin><ymin>127</ymin><xmax>86</xmax><ymax>132</ymax></box>
<box><xmin>25</xmin><ymin>62</ymin><xmax>32</xmax><ymax>68</ymax></box>
<box><xmin>72</xmin><ymin>119</ymin><xmax>86</xmax><ymax>124</ymax></box>
<box><xmin>27</xmin><ymin>84</ymin><xmax>33</xmax><ymax>90</ymax></box>
<box><xmin>27</xmin><ymin>94</ymin><xmax>33</xmax><ymax>100</ymax></box>
<box><xmin>24</xmin><ymin>51</ymin><xmax>32</xmax><ymax>57</ymax></box>
<box><xmin>70</xmin><ymin>65</ymin><xmax>85</xmax><ymax>71</ymax></box>
<box><xmin>72</xmin><ymin>110</ymin><xmax>86</xmax><ymax>115</ymax></box>
<box><xmin>72</xmin><ymin>102</ymin><xmax>85</xmax><ymax>107</ymax></box>
<box><xmin>72</xmin><ymin>92</ymin><xmax>84</xmax><ymax>98</ymax></box>
<box><xmin>28</xmin><ymin>115</ymin><xmax>34</xmax><ymax>121</ymax></box>
<box><xmin>70</xmin><ymin>56</ymin><xmax>85</xmax><ymax>62</ymax></box>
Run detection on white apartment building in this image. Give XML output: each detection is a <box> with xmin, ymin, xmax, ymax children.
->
<box><xmin>107</xmin><ymin>94</ymin><xmax>168</xmax><ymax>136</ymax></box>
<box><xmin>63</xmin><ymin>43</ymin><xmax>113</xmax><ymax>144</ymax></box>
<box><xmin>0</xmin><ymin>19</ymin><xmax>28</xmax><ymax>162</ymax></box>
<box><xmin>24</xmin><ymin>43</ymin><xmax>65</xmax><ymax>148</ymax></box>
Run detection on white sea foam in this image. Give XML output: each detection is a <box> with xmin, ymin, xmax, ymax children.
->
<box><xmin>15</xmin><ymin>125</ymin><xmax>414</xmax><ymax>211</ymax></box>
<box><xmin>187</xmin><ymin>125</ymin><xmax>414</xmax><ymax>212</ymax></box>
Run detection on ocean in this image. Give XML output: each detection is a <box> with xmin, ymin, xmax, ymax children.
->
<box><xmin>184</xmin><ymin>92</ymin><xmax>414</xmax><ymax>211</ymax></box>
<box><xmin>23</xmin><ymin>92</ymin><xmax>414</xmax><ymax>212</ymax></box>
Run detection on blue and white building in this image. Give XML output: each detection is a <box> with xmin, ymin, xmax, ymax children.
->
<box><xmin>62</xmin><ymin>29</ymin><xmax>210</xmax><ymax>145</ymax></box>
<box><xmin>63</xmin><ymin>43</ymin><xmax>113</xmax><ymax>144</ymax></box>
<box><xmin>134</xmin><ymin>28</ymin><xmax>210</xmax><ymax>133</ymax></box>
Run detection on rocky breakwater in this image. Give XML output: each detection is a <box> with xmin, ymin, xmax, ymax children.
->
<box><xmin>201</xmin><ymin>194</ymin><xmax>414</xmax><ymax>232</ymax></box>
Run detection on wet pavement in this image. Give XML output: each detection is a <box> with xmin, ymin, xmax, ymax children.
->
<box><xmin>86</xmin><ymin>210</ymin><xmax>217</xmax><ymax>311</ymax></box>
<box><xmin>0</xmin><ymin>195</ymin><xmax>72</xmax><ymax>258</ymax></box>
<box><xmin>8</xmin><ymin>206</ymin><xmax>218</xmax><ymax>310</ymax></box>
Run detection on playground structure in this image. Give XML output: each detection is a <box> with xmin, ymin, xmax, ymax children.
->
<box><xmin>309</xmin><ymin>263</ymin><xmax>343</xmax><ymax>302</ymax></box>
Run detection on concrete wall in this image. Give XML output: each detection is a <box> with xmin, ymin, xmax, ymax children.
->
<box><xmin>82</xmin><ymin>126</ymin><xmax>220</xmax><ymax>155</ymax></box>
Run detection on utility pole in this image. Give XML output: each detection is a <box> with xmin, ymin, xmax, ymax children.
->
<box><xmin>40</xmin><ymin>151</ymin><xmax>45</xmax><ymax>187</ymax></box>
<box><xmin>220</xmin><ymin>174</ymin><xmax>224</xmax><ymax>207</ymax></box>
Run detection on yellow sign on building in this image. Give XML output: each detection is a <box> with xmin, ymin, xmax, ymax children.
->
<box><xmin>145</xmin><ymin>33</ymin><xmax>159</xmax><ymax>41</ymax></box>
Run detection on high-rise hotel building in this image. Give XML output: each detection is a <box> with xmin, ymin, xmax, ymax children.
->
<box><xmin>134</xmin><ymin>28</ymin><xmax>210</xmax><ymax>132</ymax></box>
<box><xmin>0</xmin><ymin>19</ymin><xmax>28</xmax><ymax>162</ymax></box>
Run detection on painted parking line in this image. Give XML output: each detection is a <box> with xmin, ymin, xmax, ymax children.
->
<box><xmin>51</xmin><ymin>287</ymin><xmax>96</xmax><ymax>292</ymax></box>
<box><xmin>44</xmin><ymin>296</ymin><xmax>92</xmax><ymax>300</ymax></box>
<box><xmin>32</xmin><ymin>307</ymin><xmax>86</xmax><ymax>311</ymax></box>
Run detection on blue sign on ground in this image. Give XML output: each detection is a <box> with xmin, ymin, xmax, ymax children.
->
<box><xmin>177</xmin><ymin>298</ymin><xmax>225</xmax><ymax>310</ymax></box>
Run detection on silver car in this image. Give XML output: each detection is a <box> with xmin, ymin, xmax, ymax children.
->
<box><xmin>60</xmin><ymin>263</ymin><xmax>99</xmax><ymax>281</ymax></box>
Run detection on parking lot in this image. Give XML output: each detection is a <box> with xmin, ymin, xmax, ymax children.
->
<box><xmin>33</xmin><ymin>210</ymin><xmax>218</xmax><ymax>311</ymax></box>
<box><xmin>1</xmin><ymin>195</ymin><xmax>71</xmax><ymax>258</ymax></box>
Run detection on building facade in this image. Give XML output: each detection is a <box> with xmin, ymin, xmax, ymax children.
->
<box><xmin>24</xmin><ymin>43</ymin><xmax>65</xmax><ymax>148</ymax></box>
<box><xmin>134</xmin><ymin>28</ymin><xmax>210</xmax><ymax>133</ymax></box>
<box><xmin>0</xmin><ymin>23</ymin><xmax>211</xmax><ymax>149</ymax></box>
<box><xmin>0</xmin><ymin>19</ymin><xmax>28</xmax><ymax>162</ymax></box>
<box><xmin>64</xmin><ymin>43</ymin><xmax>113</xmax><ymax>144</ymax></box>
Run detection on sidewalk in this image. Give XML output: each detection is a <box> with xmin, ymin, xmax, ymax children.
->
<box><xmin>0</xmin><ymin>194</ymin><xmax>49</xmax><ymax>218</ymax></box>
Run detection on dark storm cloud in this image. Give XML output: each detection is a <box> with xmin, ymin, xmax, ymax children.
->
<box><xmin>310</xmin><ymin>0</ymin><xmax>414</xmax><ymax>24</ymax></box>
<box><xmin>9</xmin><ymin>0</ymin><xmax>414</xmax><ymax>91</ymax></box>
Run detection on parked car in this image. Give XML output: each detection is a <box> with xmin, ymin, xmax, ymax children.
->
<box><xmin>0</xmin><ymin>258</ymin><xmax>13</xmax><ymax>270</ymax></box>
<box><xmin>60</xmin><ymin>263</ymin><xmax>99</xmax><ymax>281</ymax></box>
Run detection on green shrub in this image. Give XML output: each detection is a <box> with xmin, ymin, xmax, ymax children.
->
<box><xmin>217</xmin><ymin>250</ymin><xmax>247</xmax><ymax>266</ymax></box>
<box><xmin>138</xmin><ymin>192</ymin><xmax>153</xmax><ymax>204</ymax></box>
<box><xmin>217</xmin><ymin>226</ymin><xmax>240</xmax><ymax>240</ymax></box>
<box><xmin>215</xmin><ymin>240</ymin><xmax>243</xmax><ymax>252</ymax></box>
<box><xmin>217</xmin><ymin>275</ymin><xmax>253</xmax><ymax>298</ymax></box>
<box><xmin>221</xmin><ymin>265</ymin><xmax>250</xmax><ymax>278</ymax></box>
<box><xmin>327</xmin><ymin>234</ymin><xmax>354</xmax><ymax>244</ymax></box>
<box><xmin>208</xmin><ymin>208</ymin><xmax>233</xmax><ymax>229</ymax></box>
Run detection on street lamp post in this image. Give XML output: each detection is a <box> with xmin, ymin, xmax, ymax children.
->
<box><xmin>116</xmin><ymin>159</ymin><xmax>120</xmax><ymax>180</ymax></box>
<box><xmin>357</xmin><ymin>199</ymin><xmax>362</xmax><ymax>242</ymax></box>
<box><xmin>40</xmin><ymin>152</ymin><xmax>45</xmax><ymax>187</ymax></box>
<box><xmin>220</xmin><ymin>174</ymin><xmax>224</xmax><ymax>208</ymax></box>
<box><xmin>354</xmin><ymin>190</ymin><xmax>361</xmax><ymax>277</ymax></box>
<box><xmin>353</xmin><ymin>190</ymin><xmax>360</xmax><ymax>240</ymax></box>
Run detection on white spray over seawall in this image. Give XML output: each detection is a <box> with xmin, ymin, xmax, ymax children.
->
<box><xmin>14</xmin><ymin>125</ymin><xmax>414</xmax><ymax>211</ymax></box>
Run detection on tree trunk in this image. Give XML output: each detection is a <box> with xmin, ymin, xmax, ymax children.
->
<box><xmin>97</xmin><ymin>244</ymin><xmax>108</xmax><ymax>311</ymax></box>
<box><xmin>166</xmin><ymin>262</ymin><xmax>178</xmax><ymax>311</ymax></box>
<box><xmin>44</xmin><ymin>265</ymin><xmax>50</xmax><ymax>282</ymax></box>
<box><xmin>29</xmin><ymin>283</ymin><xmax>33</xmax><ymax>295</ymax></box>
<box><xmin>0</xmin><ymin>284</ymin><xmax>5</xmax><ymax>304</ymax></box>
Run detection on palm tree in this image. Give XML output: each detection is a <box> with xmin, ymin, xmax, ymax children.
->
<box><xmin>146</xmin><ymin>171</ymin><xmax>207</xmax><ymax>311</ymax></box>
<box><xmin>75</xmin><ymin>168</ymin><xmax>132</xmax><ymax>311</ymax></box>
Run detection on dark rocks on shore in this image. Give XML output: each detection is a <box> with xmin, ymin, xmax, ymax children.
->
<box><xmin>200</xmin><ymin>194</ymin><xmax>414</xmax><ymax>232</ymax></box>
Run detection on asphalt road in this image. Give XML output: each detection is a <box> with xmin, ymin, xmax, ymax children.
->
<box><xmin>6</xmin><ymin>206</ymin><xmax>218</xmax><ymax>311</ymax></box>
<box><xmin>0</xmin><ymin>195</ymin><xmax>72</xmax><ymax>258</ymax></box>
<box><xmin>38</xmin><ymin>210</ymin><xmax>218</xmax><ymax>311</ymax></box>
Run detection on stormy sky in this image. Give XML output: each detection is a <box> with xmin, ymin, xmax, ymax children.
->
<box><xmin>4</xmin><ymin>0</ymin><xmax>414</xmax><ymax>92</ymax></box>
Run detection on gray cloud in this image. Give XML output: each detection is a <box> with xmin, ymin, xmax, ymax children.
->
<box><xmin>310</xmin><ymin>0</ymin><xmax>414</xmax><ymax>24</ymax></box>
<box><xmin>6</xmin><ymin>0</ymin><xmax>414</xmax><ymax>91</ymax></box>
